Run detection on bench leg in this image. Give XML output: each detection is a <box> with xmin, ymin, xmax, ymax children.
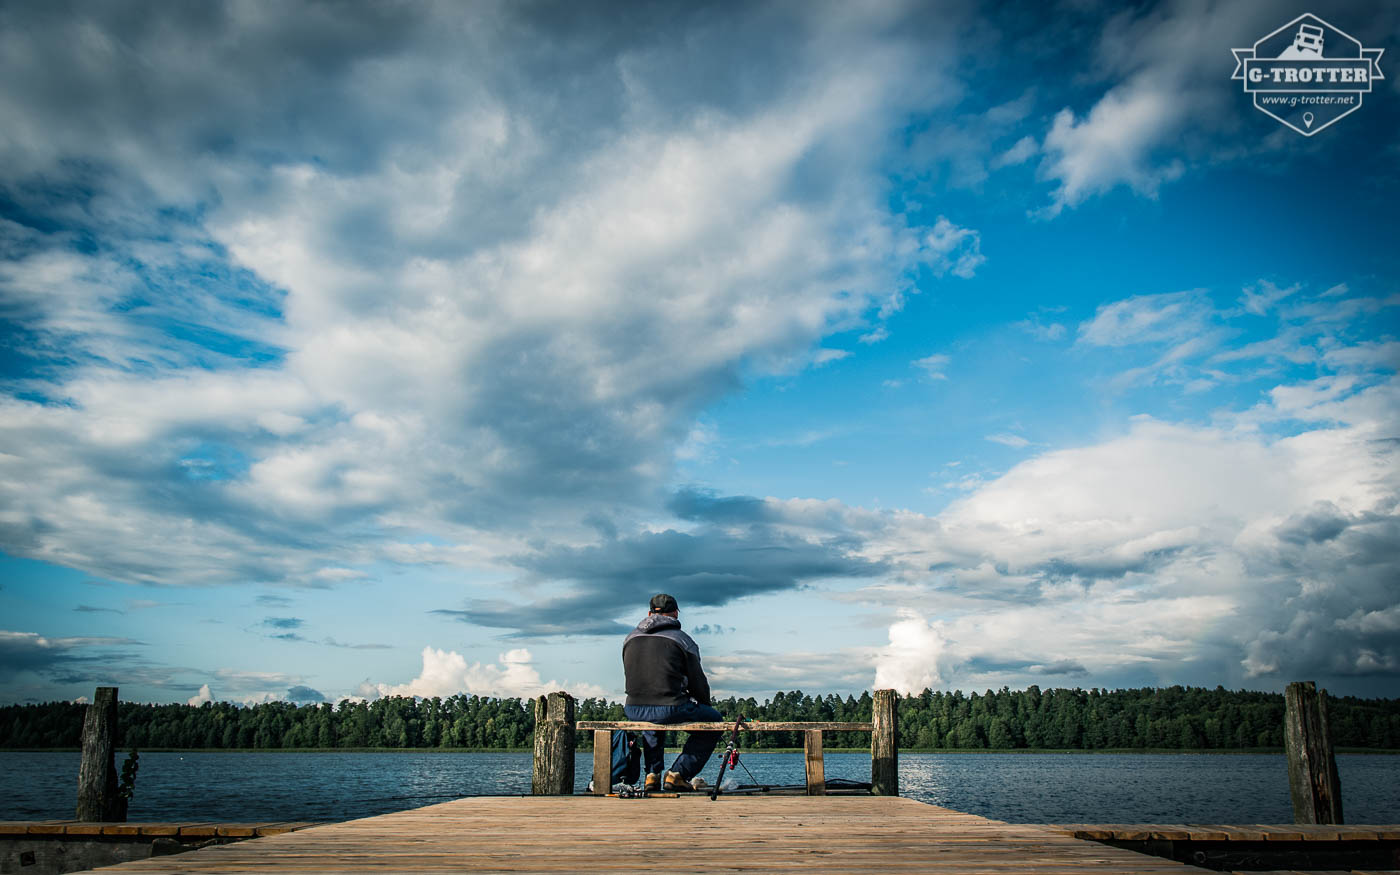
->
<box><xmin>593</xmin><ymin>730</ymin><xmax>610</xmax><ymax>795</ymax></box>
<box><xmin>804</xmin><ymin>729</ymin><xmax>826</xmax><ymax>796</ymax></box>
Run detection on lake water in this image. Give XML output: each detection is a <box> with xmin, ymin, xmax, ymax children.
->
<box><xmin>4</xmin><ymin>751</ymin><xmax>1398</xmax><ymax>824</ymax></box>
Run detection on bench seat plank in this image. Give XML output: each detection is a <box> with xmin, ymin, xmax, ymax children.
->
<box><xmin>577</xmin><ymin>721</ymin><xmax>873</xmax><ymax>731</ymax></box>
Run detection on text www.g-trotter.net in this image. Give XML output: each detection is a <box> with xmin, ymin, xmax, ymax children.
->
<box><xmin>1258</xmin><ymin>93</ymin><xmax>1358</xmax><ymax>108</ymax></box>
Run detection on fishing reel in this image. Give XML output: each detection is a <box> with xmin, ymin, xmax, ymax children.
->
<box><xmin>709</xmin><ymin>715</ymin><xmax>753</xmax><ymax>800</ymax></box>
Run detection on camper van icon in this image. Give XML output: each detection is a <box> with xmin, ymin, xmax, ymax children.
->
<box><xmin>1282</xmin><ymin>23</ymin><xmax>1325</xmax><ymax>59</ymax></box>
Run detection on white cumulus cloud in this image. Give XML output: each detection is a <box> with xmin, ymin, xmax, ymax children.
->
<box><xmin>1035</xmin><ymin>0</ymin><xmax>1275</xmax><ymax>216</ymax></box>
<box><xmin>364</xmin><ymin>646</ymin><xmax>609</xmax><ymax>701</ymax></box>
<box><xmin>874</xmin><ymin>609</ymin><xmax>950</xmax><ymax>694</ymax></box>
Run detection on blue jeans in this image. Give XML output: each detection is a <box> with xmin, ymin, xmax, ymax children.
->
<box><xmin>609</xmin><ymin>730</ymin><xmax>641</xmax><ymax>786</ymax></box>
<box><xmin>623</xmin><ymin>701</ymin><xmax>722</xmax><ymax>780</ymax></box>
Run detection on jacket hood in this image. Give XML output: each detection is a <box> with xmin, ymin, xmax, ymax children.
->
<box><xmin>634</xmin><ymin>613</ymin><xmax>681</xmax><ymax>634</ymax></box>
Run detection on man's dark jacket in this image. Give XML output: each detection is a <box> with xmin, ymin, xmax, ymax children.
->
<box><xmin>622</xmin><ymin>614</ymin><xmax>710</xmax><ymax>706</ymax></box>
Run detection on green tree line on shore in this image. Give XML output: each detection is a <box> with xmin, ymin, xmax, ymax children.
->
<box><xmin>2</xmin><ymin>686</ymin><xmax>1398</xmax><ymax>751</ymax></box>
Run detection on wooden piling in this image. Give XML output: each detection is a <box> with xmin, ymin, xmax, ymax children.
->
<box><xmin>76</xmin><ymin>686</ymin><xmax>121</xmax><ymax>821</ymax></box>
<box><xmin>803</xmin><ymin>729</ymin><xmax>826</xmax><ymax>795</ymax></box>
<box><xmin>592</xmin><ymin>729</ymin><xmax>611</xmax><ymax>796</ymax></box>
<box><xmin>871</xmin><ymin>688</ymin><xmax>898</xmax><ymax>796</ymax></box>
<box><xmin>530</xmin><ymin>691</ymin><xmax>575</xmax><ymax>795</ymax></box>
<box><xmin>1284</xmin><ymin>680</ymin><xmax>1343</xmax><ymax>824</ymax></box>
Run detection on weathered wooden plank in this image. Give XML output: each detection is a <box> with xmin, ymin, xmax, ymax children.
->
<box><xmin>592</xmin><ymin>728</ymin><xmax>610</xmax><ymax>795</ymax></box>
<box><xmin>254</xmin><ymin>822</ymin><xmax>318</xmax><ymax>837</ymax></box>
<box><xmin>1178</xmin><ymin>826</ymin><xmax>1228</xmax><ymax>841</ymax></box>
<box><xmin>576</xmin><ymin>720</ymin><xmax>873</xmax><ymax>731</ymax></box>
<box><xmin>1198</xmin><ymin>824</ymin><xmax>1268</xmax><ymax>841</ymax></box>
<box><xmin>1143</xmin><ymin>825</ymin><xmax>1193</xmax><ymax>841</ymax></box>
<box><xmin>1064</xmin><ymin>826</ymin><xmax>1117</xmax><ymax>841</ymax></box>
<box><xmin>94</xmin><ymin>848</ymin><xmax>1193</xmax><ymax>861</ymax></box>
<box><xmin>1251</xmin><ymin>824</ymin><xmax>1307</xmax><ymax>840</ymax></box>
<box><xmin>0</xmin><ymin>822</ymin><xmax>88</xmax><ymax>838</ymax></box>
<box><xmin>1103</xmin><ymin>825</ymin><xmax>1156</xmax><ymax>841</ymax></box>
<box><xmin>105</xmin><ymin>861</ymin><xmax>1191</xmax><ymax>870</ymax></box>
<box><xmin>1332</xmin><ymin>825</ymin><xmax>1380</xmax><ymax>840</ymax></box>
<box><xmin>25</xmin><ymin>821</ymin><xmax>76</xmax><ymax>835</ymax></box>
<box><xmin>110</xmin><ymin>842</ymin><xmax>1177</xmax><ymax>854</ymax></box>
<box><xmin>1060</xmin><ymin>822</ymin><xmax>1400</xmax><ymax>843</ymax></box>
<box><xmin>102</xmin><ymin>862</ymin><xmax>1154</xmax><ymax>869</ymax></box>
<box><xmin>804</xmin><ymin>728</ymin><xmax>825</xmax><ymax>795</ymax></box>
<box><xmin>1295</xmin><ymin>823</ymin><xmax>1342</xmax><ymax>841</ymax></box>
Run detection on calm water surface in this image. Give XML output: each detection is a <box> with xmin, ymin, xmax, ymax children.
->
<box><xmin>3</xmin><ymin>751</ymin><xmax>1397</xmax><ymax>824</ymax></box>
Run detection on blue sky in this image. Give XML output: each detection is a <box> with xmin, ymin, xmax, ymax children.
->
<box><xmin>1</xmin><ymin>0</ymin><xmax>1397</xmax><ymax>707</ymax></box>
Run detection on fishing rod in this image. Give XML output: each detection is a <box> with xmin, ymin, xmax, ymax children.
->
<box><xmin>709</xmin><ymin>715</ymin><xmax>753</xmax><ymax>800</ymax></box>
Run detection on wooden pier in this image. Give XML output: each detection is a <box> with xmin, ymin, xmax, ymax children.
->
<box><xmin>72</xmin><ymin>795</ymin><xmax>1399</xmax><ymax>875</ymax></box>
<box><xmin>48</xmin><ymin>685</ymin><xmax>1393</xmax><ymax>874</ymax></box>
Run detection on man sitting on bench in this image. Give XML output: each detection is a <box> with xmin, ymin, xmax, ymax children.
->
<box><xmin>622</xmin><ymin>593</ymin><xmax>722</xmax><ymax>791</ymax></box>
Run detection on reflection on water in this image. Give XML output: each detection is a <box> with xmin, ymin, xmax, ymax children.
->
<box><xmin>901</xmin><ymin>753</ymin><xmax>1312</xmax><ymax>823</ymax></box>
<box><xmin>1</xmin><ymin>751</ymin><xmax>1396</xmax><ymax>824</ymax></box>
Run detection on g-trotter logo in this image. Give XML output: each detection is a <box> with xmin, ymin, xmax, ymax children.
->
<box><xmin>1231</xmin><ymin>14</ymin><xmax>1384</xmax><ymax>136</ymax></box>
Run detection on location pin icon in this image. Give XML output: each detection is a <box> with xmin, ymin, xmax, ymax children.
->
<box><xmin>1303</xmin><ymin>112</ymin><xmax>1315</xmax><ymax>128</ymax></box>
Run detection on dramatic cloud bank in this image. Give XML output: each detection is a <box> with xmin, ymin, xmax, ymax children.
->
<box><xmin>0</xmin><ymin>1</ymin><xmax>967</xmax><ymax>596</ymax></box>
<box><xmin>361</xmin><ymin>647</ymin><xmax>608</xmax><ymax>701</ymax></box>
<box><xmin>1</xmin><ymin>2</ymin><xmax>1396</xmax><ymax>703</ymax></box>
<box><xmin>861</xmin><ymin>289</ymin><xmax>1398</xmax><ymax>692</ymax></box>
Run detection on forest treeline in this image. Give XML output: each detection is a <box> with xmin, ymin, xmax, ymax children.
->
<box><xmin>3</xmin><ymin>686</ymin><xmax>1398</xmax><ymax>751</ymax></box>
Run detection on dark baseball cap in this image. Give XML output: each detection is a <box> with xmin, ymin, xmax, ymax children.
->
<box><xmin>649</xmin><ymin>593</ymin><xmax>678</xmax><ymax>613</ymax></box>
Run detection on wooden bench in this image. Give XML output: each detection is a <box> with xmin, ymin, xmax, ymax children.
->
<box><xmin>531</xmin><ymin>689</ymin><xmax>900</xmax><ymax>797</ymax></box>
<box><xmin>576</xmin><ymin>719</ymin><xmax>879</xmax><ymax>796</ymax></box>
